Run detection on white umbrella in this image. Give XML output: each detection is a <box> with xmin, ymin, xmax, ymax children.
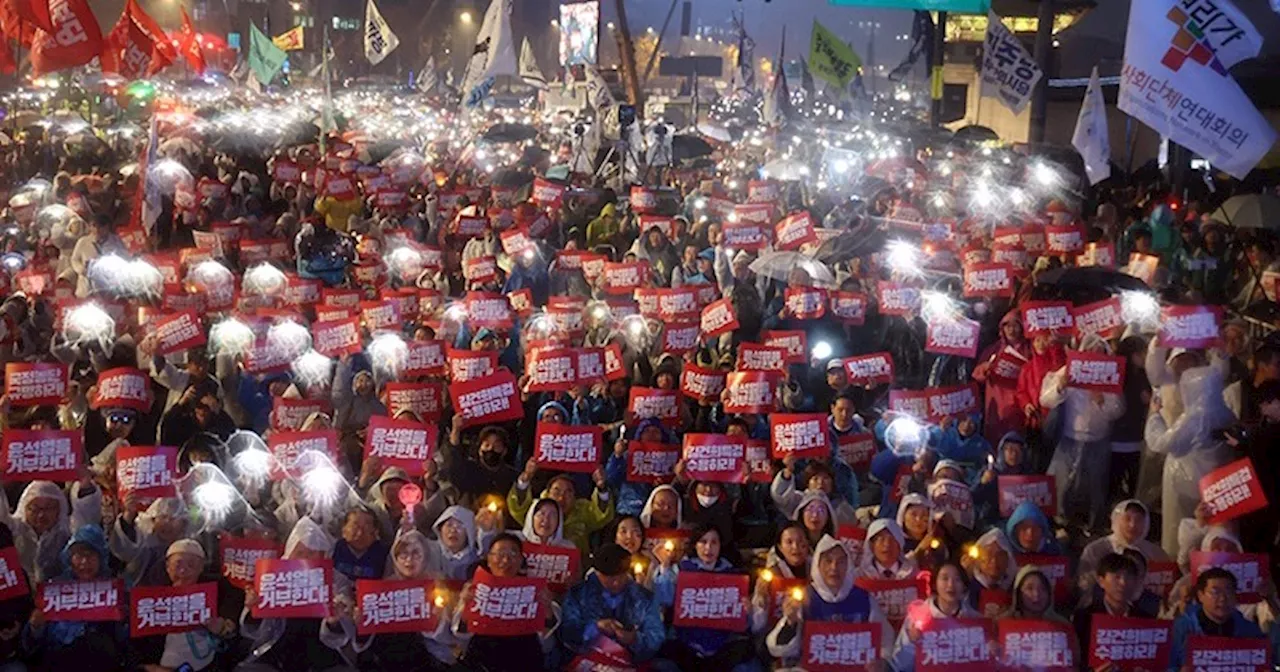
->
<box><xmin>748</xmin><ymin>250</ymin><xmax>837</xmax><ymax>287</ymax></box>
<box><xmin>761</xmin><ymin>157</ymin><xmax>809</xmax><ymax>181</ymax></box>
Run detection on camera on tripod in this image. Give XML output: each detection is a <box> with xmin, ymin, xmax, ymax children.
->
<box><xmin>618</xmin><ymin>104</ymin><xmax>637</xmax><ymax>130</ymax></box>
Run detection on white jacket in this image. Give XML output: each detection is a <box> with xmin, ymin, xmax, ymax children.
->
<box><xmin>1039</xmin><ymin>368</ymin><xmax>1125</xmax><ymax>442</ymax></box>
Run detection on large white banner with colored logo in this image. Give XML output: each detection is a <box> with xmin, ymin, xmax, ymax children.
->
<box><xmin>1118</xmin><ymin>0</ymin><xmax>1275</xmax><ymax>179</ymax></box>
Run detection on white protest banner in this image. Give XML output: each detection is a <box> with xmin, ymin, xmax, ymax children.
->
<box><xmin>980</xmin><ymin>11</ymin><xmax>1042</xmax><ymax>113</ymax></box>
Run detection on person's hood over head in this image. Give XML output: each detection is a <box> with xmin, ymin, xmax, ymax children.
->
<box><xmin>433</xmin><ymin>505</ymin><xmax>478</xmax><ymax>551</ymax></box>
<box><xmin>1005</xmin><ymin>501</ymin><xmax>1053</xmax><ymax>553</ymax></box>
<box><xmin>810</xmin><ymin>534</ymin><xmax>855</xmax><ymax>603</ymax></box>
<box><xmin>285</xmin><ymin>515</ymin><xmax>335</xmax><ymax>558</ymax></box>
<box><xmin>1109</xmin><ymin>499</ymin><xmax>1150</xmax><ymax>548</ymax></box>
<box><xmin>895</xmin><ymin>493</ymin><xmax>932</xmax><ymax>530</ymax></box>
<box><xmin>16</xmin><ymin>480</ymin><xmax>69</xmax><ymax>532</ymax></box>
<box><xmin>537</xmin><ymin>400</ymin><xmax>569</xmax><ymax>422</ymax></box>
<box><xmin>59</xmin><ymin>524</ymin><xmax>109</xmax><ymax>579</ymax></box>
<box><xmin>639</xmin><ymin>483</ymin><xmax>682</xmax><ymax>529</ymax></box>
<box><xmin>521</xmin><ymin>497</ymin><xmax>566</xmax><ymax>545</ymax></box>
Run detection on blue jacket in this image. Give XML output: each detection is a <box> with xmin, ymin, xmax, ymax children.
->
<box><xmin>1005</xmin><ymin>501</ymin><xmax>1064</xmax><ymax>556</ymax></box>
<box><xmin>930</xmin><ymin>422</ymin><xmax>991</xmax><ymax>468</ymax></box>
<box><xmin>238</xmin><ymin>372</ymin><xmax>291</xmax><ymax>433</ymax></box>
<box><xmin>560</xmin><ymin>573</ymin><xmax>665</xmax><ymax>662</ymax></box>
<box><xmin>332</xmin><ymin>539</ymin><xmax>389</xmax><ymax>580</ymax></box>
<box><xmin>1168</xmin><ymin>602</ymin><xmax>1271</xmax><ymax>671</ymax></box>
<box><xmin>869</xmin><ymin>447</ymin><xmax>913</xmax><ymax>520</ymax></box>
<box><xmin>23</xmin><ymin>526</ymin><xmax>126</xmax><ymax>650</ymax></box>
<box><xmin>605</xmin><ymin>418</ymin><xmax>672</xmax><ymax>516</ymax></box>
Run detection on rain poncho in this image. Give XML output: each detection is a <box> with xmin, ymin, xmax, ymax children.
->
<box><xmin>520</xmin><ymin>498</ymin><xmax>577</xmax><ymax>549</ymax></box>
<box><xmin>508</xmin><ymin>474</ymin><xmax>614</xmax><ymax>556</ymax></box>
<box><xmin>21</xmin><ymin>525</ymin><xmax>125</xmax><ymax>660</ymax></box>
<box><xmin>895</xmin><ymin>493</ymin><xmax>932</xmax><ymax>553</ymax></box>
<box><xmin>2</xmin><ymin>480</ymin><xmax>101</xmax><ymax>583</ymax></box>
<box><xmin>1040</xmin><ymin>361</ymin><xmax>1124</xmax><ymax>530</ymax></box>
<box><xmin>999</xmin><ymin>564</ymin><xmax>1072</xmax><ymax>625</ymax></box>
<box><xmin>968</xmin><ymin>528</ymin><xmax>1017</xmax><ymax>596</ymax></box>
<box><xmin>770</xmin><ymin>470</ymin><xmax>857</xmax><ymax>525</ymax></box>
<box><xmin>559</xmin><ymin>572</ymin><xmax>666</xmax><ymax>663</ymax></box>
<box><xmin>638</xmin><ymin>484</ymin><xmax>682</xmax><ymax>531</ymax></box>
<box><xmin>108</xmin><ymin>496</ymin><xmax>188</xmax><ymax>587</ymax></box>
<box><xmin>1145</xmin><ymin>366</ymin><xmax>1235</xmax><ymax>557</ymax></box>
<box><xmin>1077</xmin><ymin>499</ymin><xmax>1169</xmax><ymax>589</ymax></box>
<box><xmin>887</xmin><ymin>595</ymin><xmax>981</xmax><ymax>672</ymax></box>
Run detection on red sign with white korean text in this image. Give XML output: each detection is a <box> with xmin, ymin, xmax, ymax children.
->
<box><xmin>680</xmin><ymin>364</ymin><xmax>727</xmax><ymax>401</ymax></box>
<box><xmin>996</xmin><ymin>619</ymin><xmax>1075</xmax><ymax>672</ymax></box>
<box><xmin>844</xmin><ymin>352</ymin><xmax>894</xmax><ymax>385</ymax></box>
<box><xmin>1045</xmin><ymin>225</ymin><xmax>1084</xmax><ymax>254</ymax></box>
<box><xmin>1186</xmin><ymin>635</ymin><xmax>1270</xmax><ymax>672</ymax></box>
<box><xmin>525</xmin><ymin>348</ymin><xmax>577</xmax><ymax>392</ymax></box>
<box><xmin>507</xmin><ymin>288</ymin><xmax>533</xmax><ymax>317</ymax></box>
<box><xmin>722</xmin><ymin>222</ymin><xmax>767</xmax><ymax>251</ymax></box>
<box><xmin>499</xmin><ymin>227</ymin><xmax>535</xmax><ymax>257</ymax></box>
<box><xmin>270</xmin><ymin>398</ymin><xmax>330</xmax><ymax>431</ymax></box>
<box><xmin>220</xmin><ymin>534</ymin><xmax>282</xmax><ymax>589</ymax></box>
<box><xmin>575</xmin><ymin>348</ymin><xmax>606</xmax><ymax>384</ymax></box>
<box><xmin>769</xmin><ymin>414</ymin><xmax>830</xmax><ymax>460</ymax></box>
<box><xmin>1159</xmin><ymin>305</ymin><xmax>1222</xmax><ymax>350</ymax></box>
<box><xmin>356</xmin><ymin>579</ymin><xmax>439</xmax><ymax>635</ymax></box>
<box><xmin>1</xmin><ymin>429</ymin><xmax>81</xmax><ymax>482</ymax></box>
<box><xmin>253</xmin><ymin>559</ymin><xmax>333</xmax><ymax>619</ymax></box>
<box><xmin>628</xmin><ymin>387</ymin><xmax>680</xmax><ymax>426</ymax></box>
<box><xmin>638</xmin><ymin>215</ymin><xmax>675</xmax><ymax>240</ymax></box>
<box><xmin>928</xmin><ymin>478</ymin><xmax>976</xmax><ymax>529</ymax></box>
<box><xmin>878</xmin><ymin>282</ymin><xmax>921</xmax><ymax>317</ymax></box>
<box><xmin>775</xmin><ymin>211</ymin><xmax>818</xmax><ymax>250</ymax></box>
<box><xmin>925</xmin><ymin>384</ymin><xmax>980</xmax><ymax>421</ymax></box>
<box><xmin>761</xmin><ymin>330</ymin><xmax>807</xmax><ymax>364</ymax></box>
<box><xmin>38</xmin><ymin>580</ymin><xmax>124</xmax><ymax>622</ymax></box>
<box><xmin>322</xmin><ymin>287</ymin><xmax>361</xmax><ymax>309</ymax></box>
<box><xmin>1021</xmin><ymin>301</ymin><xmax>1074</xmax><ymax>335</ymax></box>
<box><xmin>311</xmin><ymin>317</ymin><xmax>362</xmax><ymax>357</ymax></box>
<box><xmin>130</xmin><ymin>583</ymin><xmax>217</xmax><ymax>637</ymax></box>
<box><xmin>1144</xmin><ymin>561</ymin><xmax>1180</xmax><ymax>599</ymax></box>
<box><xmin>450</xmin><ymin>370</ymin><xmax>523</xmax><ymax>428</ymax></box>
<box><xmin>987</xmin><ymin>349</ymin><xmax>1025</xmax><ymax>389</ymax></box>
<box><xmin>836</xmin><ymin>434</ymin><xmax>876</xmax><ymax>474</ymax></box>
<box><xmin>855</xmin><ymin>578</ymin><xmax>918</xmax><ymax>630</ymax></box>
<box><xmin>1066</xmin><ymin>350</ymin><xmax>1125</xmax><ymax>393</ymax></box>
<box><xmin>733</xmin><ymin>203</ymin><xmax>773</xmax><ymax>227</ymax></box>
<box><xmin>998</xmin><ymin>475</ymin><xmax>1057</xmax><ymax>518</ymax></box>
<box><xmin>926</xmin><ymin>317</ymin><xmax>980</xmax><ymax>358</ymax></box>
<box><xmin>385</xmin><ymin>381</ymin><xmax>443</xmax><ymax>421</ymax></box>
<box><xmin>268</xmin><ymin>430</ymin><xmax>340</xmax><ymax>480</ymax></box>
<box><xmin>154</xmin><ymin>311</ymin><xmax>206</xmax><ymax>355</ymax></box>
<box><xmin>801</xmin><ymin>621</ymin><xmax>882</xmax><ymax>671</ymax></box>
<box><xmin>365</xmin><ymin>416</ymin><xmax>436</xmax><ymax>475</ymax></box>
<box><xmin>1126</xmin><ymin>253</ymin><xmax>1159</xmax><ymax>285</ymax></box>
<box><xmin>465</xmin><ymin>567</ymin><xmax>546</xmax><ymax>636</ymax></box>
<box><xmin>723</xmin><ymin>372</ymin><xmax>778</xmax><ymax>414</ymax></box>
<box><xmin>748</xmin><ymin>180</ymin><xmax>780</xmax><ymax>203</ymax></box>
<box><xmin>626</xmin><ymin>441</ymin><xmax>680</xmax><ymax>484</ymax></box>
<box><xmin>1190</xmin><ymin>552</ymin><xmax>1270</xmax><ymax>604</ymax></box>
<box><xmin>682</xmin><ymin>434</ymin><xmax>746</xmax><ymax>484</ymax></box>
<box><xmin>531</xmin><ymin>178</ymin><xmax>566</xmax><ymax>208</ymax></box>
<box><xmin>1199</xmin><ymin>458</ymin><xmax>1268</xmax><ymax>525</ymax></box>
<box><xmin>630</xmin><ymin>186</ymin><xmax>659</xmax><ymax>214</ymax></box>
<box><xmin>662</xmin><ymin>322</ymin><xmax>701</xmax><ymax>355</ymax></box>
<box><xmin>604</xmin><ymin>344</ymin><xmax>626</xmax><ymax>381</ymax></box>
<box><xmin>672</xmin><ymin>571</ymin><xmax>749</xmax><ymax>631</ymax></box>
<box><xmin>359</xmin><ymin>299</ymin><xmax>401</xmax><ymax>332</ymax></box>
<box><xmin>116</xmin><ymin>446</ymin><xmax>178</xmax><ymax>503</ymax></box>
<box><xmin>736</xmin><ymin>343</ymin><xmax>789</xmax><ymax>372</ymax></box>
<box><xmin>91</xmin><ymin>367</ymin><xmax>152</xmax><ymax>412</ymax></box>
<box><xmin>404</xmin><ymin>340</ymin><xmax>447</xmax><ymax>377</ymax></box>
<box><xmin>830</xmin><ymin>291</ymin><xmax>868</xmax><ymax>325</ymax></box>
<box><xmin>1088</xmin><ymin>615</ymin><xmax>1171</xmax><ymax>671</ymax></box>
<box><xmin>916</xmin><ymin>618</ymin><xmax>993</xmax><ymax>672</ymax></box>
<box><xmin>523</xmin><ymin>543</ymin><xmax>581</xmax><ymax>592</ymax></box>
<box><xmin>602</xmin><ymin>262</ymin><xmax>648</xmax><ymax>296</ymax></box>
<box><xmin>533</xmin><ymin>423</ymin><xmax>602</xmax><ymax>474</ymax></box>
<box><xmin>1017</xmin><ymin>555</ymin><xmax>1070</xmax><ymax>604</ymax></box>
<box><xmin>464</xmin><ymin>255</ymin><xmax>498</xmax><ymax>284</ymax></box>
<box><xmin>464</xmin><ymin>292</ymin><xmax>514</xmax><ymax>330</ymax></box>
<box><xmin>1072</xmin><ymin>297</ymin><xmax>1124</xmax><ymax>340</ymax></box>
<box><xmin>963</xmin><ymin>263</ymin><xmax>1015</xmax><ymax>298</ymax></box>
<box><xmin>700</xmin><ymin>298</ymin><xmax>739</xmax><ymax>337</ymax></box>
<box><xmin>654</xmin><ymin>288</ymin><xmax>699</xmax><ymax>322</ymax></box>
<box><xmin>447</xmin><ymin>348</ymin><xmax>498</xmax><ymax>383</ymax></box>
<box><xmin>784</xmin><ymin>287</ymin><xmax>827</xmax><ymax>320</ymax></box>
<box><xmin>889</xmin><ymin>389</ymin><xmax>929</xmax><ymax>419</ymax></box>
<box><xmin>284</xmin><ymin>276</ymin><xmax>323</xmax><ymax>307</ymax></box>
<box><xmin>745</xmin><ymin>440</ymin><xmax>772</xmax><ymax>484</ymax></box>
<box><xmin>0</xmin><ymin>547</ymin><xmax>25</xmax><ymax>601</ymax></box>
<box><xmin>4</xmin><ymin>362</ymin><xmax>67</xmax><ymax>407</ymax></box>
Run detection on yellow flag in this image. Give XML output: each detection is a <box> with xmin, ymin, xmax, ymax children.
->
<box><xmin>272</xmin><ymin>26</ymin><xmax>305</xmax><ymax>51</ymax></box>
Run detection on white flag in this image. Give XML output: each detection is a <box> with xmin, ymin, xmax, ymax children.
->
<box><xmin>1118</xmin><ymin>0</ymin><xmax>1275</xmax><ymax>179</ymax></box>
<box><xmin>364</xmin><ymin>0</ymin><xmax>399</xmax><ymax>65</ymax></box>
<box><xmin>460</xmin><ymin>0</ymin><xmax>517</xmax><ymax>108</ymax></box>
<box><xmin>417</xmin><ymin>57</ymin><xmax>438</xmax><ymax>93</ymax></box>
<box><xmin>584</xmin><ymin>65</ymin><xmax>615</xmax><ymax>112</ymax></box>
<box><xmin>519</xmin><ymin>38</ymin><xmax>546</xmax><ymax>88</ymax></box>
<box><xmin>1072</xmin><ymin>66</ymin><xmax>1112</xmax><ymax>186</ymax></box>
<box><xmin>979</xmin><ymin>11</ymin><xmax>1042</xmax><ymax>114</ymax></box>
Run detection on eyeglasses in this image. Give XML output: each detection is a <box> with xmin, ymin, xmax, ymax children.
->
<box><xmin>487</xmin><ymin>549</ymin><xmax>522</xmax><ymax>561</ymax></box>
<box><xmin>107</xmin><ymin>413</ymin><xmax>135</xmax><ymax>424</ymax></box>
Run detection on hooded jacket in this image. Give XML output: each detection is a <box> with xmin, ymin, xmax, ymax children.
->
<box><xmin>638</xmin><ymin>484</ymin><xmax>682</xmax><ymax>531</ymax></box>
<box><xmin>970</xmin><ymin>431</ymin><xmax>1033</xmax><ymax>527</ymax></box>
<box><xmin>896</xmin><ymin>493</ymin><xmax>932</xmax><ymax>553</ymax></box>
<box><xmin>427</xmin><ymin>506</ymin><xmax>479</xmax><ymax>582</ymax></box>
<box><xmin>1017</xmin><ymin>341</ymin><xmax>1066</xmax><ymax>417</ymax></box>
<box><xmin>888</xmin><ymin>595</ymin><xmax>982</xmax><ymax>672</ymax></box>
<box><xmin>22</xmin><ymin>525</ymin><xmax>125</xmax><ymax>655</ymax></box>
<box><xmin>2</xmin><ymin>480</ymin><xmax>101</xmax><ymax>584</ymax></box>
<box><xmin>857</xmin><ymin>519</ymin><xmax>917</xmax><ymax>580</ymax></box>
<box><xmin>367</xmin><ymin>532</ymin><xmax>459</xmax><ymax>668</ymax></box>
<box><xmin>770</xmin><ymin>468</ymin><xmax>858</xmax><ymax>525</ymax></box>
<box><xmin>604</xmin><ymin>418</ymin><xmax>672</xmax><ymax>516</ymax></box>
<box><xmin>520</xmin><ymin>499</ymin><xmax>578</xmax><ymax>549</ymax></box>
<box><xmin>1005</xmin><ymin>501</ymin><xmax>1063</xmax><ymax>555</ymax></box>
<box><xmin>1039</xmin><ymin>365</ymin><xmax>1125</xmax><ymax>442</ymax></box>
<box><xmin>999</xmin><ymin>565</ymin><xmax>1071</xmax><ymax>625</ymax></box>
<box><xmin>508</xmin><ymin>476</ymin><xmax>615</xmax><ymax>557</ymax></box>
<box><xmin>1078</xmin><ymin>500</ymin><xmax>1169</xmax><ymax>587</ymax></box>
<box><xmin>1168</xmin><ymin>602</ymin><xmax>1269</xmax><ymax>670</ymax></box>
<box><xmin>968</xmin><ymin>527</ymin><xmax>1018</xmax><ymax>596</ymax></box>
<box><xmin>930</xmin><ymin>414</ymin><xmax>992</xmax><ymax>466</ymax></box>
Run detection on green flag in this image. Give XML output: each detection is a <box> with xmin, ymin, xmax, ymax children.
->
<box><xmin>809</xmin><ymin>20</ymin><xmax>861</xmax><ymax>90</ymax></box>
<box><xmin>248</xmin><ymin>23</ymin><xmax>287</xmax><ymax>87</ymax></box>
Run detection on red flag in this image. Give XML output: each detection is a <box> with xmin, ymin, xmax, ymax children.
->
<box><xmin>176</xmin><ymin>7</ymin><xmax>203</xmax><ymax>74</ymax></box>
<box><xmin>8</xmin><ymin>0</ymin><xmax>51</xmax><ymax>34</ymax></box>
<box><xmin>29</xmin><ymin>0</ymin><xmax>104</xmax><ymax>76</ymax></box>
<box><xmin>0</xmin><ymin>39</ymin><xmax>14</xmax><ymax>74</ymax></box>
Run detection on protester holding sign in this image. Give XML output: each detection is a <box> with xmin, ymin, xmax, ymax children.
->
<box><xmin>559</xmin><ymin>543</ymin><xmax>665</xmax><ymax>665</ymax></box>
<box><xmin>452</xmin><ymin>533</ymin><xmax>558</xmax><ymax>672</ymax></box>
<box><xmin>1077</xmin><ymin>500</ymin><xmax>1169</xmax><ymax>593</ymax></box>
<box><xmin>886</xmin><ymin>561</ymin><xmax>982</xmax><ymax>672</ymax></box>
<box><xmin>1167</xmin><ymin>567</ymin><xmax>1269</xmax><ymax>671</ymax></box>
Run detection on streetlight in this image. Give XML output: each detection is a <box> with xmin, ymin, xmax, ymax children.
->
<box><xmin>460</xmin><ymin>10</ymin><xmax>473</xmax><ymax>24</ymax></box>
<box><xmin>606</xmin><ymin>21</ymin><xmax>615</xmax><ymax>30</ymax></box>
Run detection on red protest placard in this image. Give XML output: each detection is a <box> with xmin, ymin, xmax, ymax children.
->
<box><xmin>464</xmin><ymin>256</ymin><xmax>498</xmax><ymax>284</ymax></box>
<box><xmin>962</xmin><ymin>263</ymin><xmax>1015</xmax><ymax>298</ymax></box>
<box><xmin>526</xmin><ymin>348</ymin><xmax>577</xmax><ymax>392</ymax></box>
<box><xmin>855</xmin><ymin>578</ymin><xmax>919</xmax><ymax>630</ymax></box>
<box><xmin>91</xmin><ymin>367</ymin><xmax>152</xmax><ymax>412</ymax></box>
<box><xmin>736</xmin><ymin>343</ymin><xmax>789</xmax><ymax>372</ymax></box>
<box><xmin>628</xmin><ymin>387</ymin><xmax>680</xmax><ymax>426</ymax></box>
<box><xmin>38</xmin><ymin>580</ymin><xmax>124</xmax><ymax>622</ymax></box>
<box><xmin>533</xmin><ymin>423</ymin><xmax>601</xmax><ymax>474</ymax></box>
<box><xmin>355</xmin><ymin>579</ymin><xmax>439</xmax><ymax>635</ymax></box>
<box><xmin>924</xmin><ymin>384</ymin><xmax>981</xmax><ymax>421</ymax></box>
<box><xmin>604</xmin><ymin>343</ymin><xmax>627</xmax><ymax>381</ymax></box>
<box><xmin>801</xmin><ymin>621</ymin><xmax>883</xmax><ymax>671</ymax></box>
<box><xmin>531</xmin><ymin>178</ymin><xmax>566</xmax><ymax>207</ymax></box>
<box><xmin>761</xmin><ymin>330</ymin><xmax>807</xmax><ymax>364</ymax></box>
<box><xmin>404</xmin><ymin>340</ymin><xmax>447</xmax><ymax>377</ymax></box>
<box><xmin>672</xmin><ymin>571</ymin><xmax>749</xmax><ymax>631</ymax></box>
<box><xmin>1088</xmin><ymin>615</ymin><xmax>1171</xmax><ymax>671</ymax></box>
<box><xmin>844</xmin><ymin>352</ymin><xmax>894</xmax><ymax>385</ymax></box>
<box><xmin>654</xmin><ymin>287</ymin><xmax>699</xmax><ymax>322</ymax></box>
<box><xmin>270</xmin><ymin>398</ymin><xmax>331</xmax><ymax>431</ymax></box>
<box><xmin>1072</xmin><ymin>297</ymin><xmax>1124</xmax><ymax>340</ymax></box>
<box><xmin>523</xmin><ymin>543</ymin><xmax>581</xmax><ymax>592</ymax></box>
<box><xmin>116</xmin><ymin>446</ymin><xmax>178</xmax><ymax>502</ymax></box>
<box><xmin>1143</xmin><ymin>561</ymin><xmax>1180</xmax><ymax>599</ymax></box>
<box><xmin>784</xmin><ymin>287</ymin><xmax>827</xmax><ymax>320</ymax></box>
<box><xmin>926</xmin><ymin>317</ymin><xmax>980</xmax><ymax>359</ymax></box>
<box><xmin>0</xmin><ymin>547</ymin><xmax>25</xmax><ymax>601</ymax></box>
<box><xmin>547</xmin><ymin>298</ymin><xmax>586</xmax><ymax>335</ymax></box>
<box><xmin>680</xmin><ymin>364</ymin><xmax>727</xmax><ymax>401</ymax></box>
<box><xmin>447</xmin><ymin>348</ymin><xmax>498</xmax><ymax>383</ymax></box>
<box><xmin>499</xmin><ymin>227</ymin><xmax>535</xmax><ymax>257</ymax></box>
<box><xmin>1018</xmin><ymin>555</ymin><xmax>1070</xmax><ymax>604</ymax></box>
<box><xmin>722</xmin><ymin>222</ymin><xmax>767</xmax><ymax>250</ymax></box>
<box><xmin>220</xmin><ymin>534</ymin><xmax>282</xmax><ymax>589</ymax></box>
<box><xmin>748</xmin><ymin>179</ymin><xmax>781</xmax><ymax>203</ymax></box>
<box><xmin>996</xmin><ymin>619</ymin><xmax>1076</xmax><ymax>672</ymax></box>
<box><xmin>700</xmin><ymin>298</ymin><xmax>739</xmax><ymax>337</ymax></box>
<box><xmin>916</xmin><ymin>618</ymin><xmax>993</xmax><ymax>672</ymax></box>
<box><xmin>1199</xmin><ymin>458</ymin><xmax>1268</xmax><ymax>525</ymax></box>
<box><xmin>745</xmin><ymin>439</ymin><xmax>772</xmax><ymax>484</ymax></box>
<box><xmin>978</xmin><ymin>588</ymin><xmax>1012</xmax><ymax>618</ymax></box>
<box><xmin>878</xmin><ymin>282</ymin><xmax>920</xmax><ymax>317</ymax></box>
<box><xmin>629</xmin><ymin>186</ymin><xmax>659</xmax><ymax>214</ymax></box>
<box><xmin>638</xmin><ymin>215</ymin><xmax>675</xmax><ymax>240</ymax></box>
<box><xmin>450</xmin><ymin>370</ymin><xmax>523</xmax><ymax>428</ymax></box>
<box><xmin>1045</xmin><ymin>225</ymin><xmax>1085</xmax><ymax>254</ymax></box>
<box><xmin>365</xmin><ymin>416</ymin><xmax>436</xmax><ymax>474</ymax></box>
<box><xmin>321</xmin><ymin>287</ymin><xmax>361</xmax><ymax>309</ymax></box>
<box><xmin>311</xmin><ymin>317</ymin><xmax>362</xmax><ymax>357</ymax></box>
<box><xmin>507</xmin><ymin>288</ymin><xmax>533</xmax><ymax>316</ymax></box>
<box><xmin>1</xmin><ymin>429</ymin><xmax>81</xmax><ymax>482</ymax></box>
<box><xmin>830</xmin><ymin>291</ymin><xmax>868</xmax><ymax>325</ymax></box>
<box><xmin>154</xmin><ymin>311</ymin><xmax>206</xmax><ymax>356</ymax></box>
<box><xmin>359</xmin><ymin>299</ymin><xmax>401</xmax><ymax>332</ymax></box>
<box><xmin>575</xmin><ymin>348</ymin><xmax>605</xmax><ymax>384</ymax></box>
<box><xmin>836</xmin><ymin>433</ymin><xmax>876</xmax><ymax>474</ymax></box>
<box><xmin>769</xmin><ymin>414</ymin><xmax>830</xmax><ymax>460</ymax></box>
<box><xmin>775</xmin><ymin>211</ymin><xmax>818</xmax><ymax>250</ymax></box>
<box><xmin>928</xmin><ymin>478</ymin><xmax>975</xmax><ymax>529</ymax></box>
<box><xmin>723</xmin><ymin>371</ymin><xmax>778</xmax><ymax>414</ymax></box>
<box><xmin>626</xmin><ymin>441</ymin><xmax>680</xmax><ymax>484</ymax></box>
<box><xmin>4</xmin><ymin>362</ymin><xmax>68</xmax><ymax>407</ymax></box>
<box><xmin>987</xmin><ymin>349</ymin><xmax>1025</xmax><ymax>389</ymax></box>
<box><xmin>465</xmin><ymin>567</ymin><xmax>546</xmax><ymax>636</ymax></box>
<box><xmin>1159</xmin><ymin>305</ymin><xmax>1222</xmax><ymax>350</ymax></box>
<box><xmin>253</xmin><ymin>558</ymin><xmax>333</xmax><ymax>619</ymax></box>
<box><xmin>385</xmin><ymin>382</ymin><xmax>443</xmax><ymax>422</ymax></box>
<box><xmin>464</xmin><ymin>292</ymin><xmax>514</xmax><ymax>330</ymax></box>
<box><xmin>1190</xmin><ymin>551</ymin><xmax>1270</xmax><ymax>604</ymax></box>
<box><xmin>268</xmin><ymin>430</ymin><xmax>340</xmax><ymax>480</ymax></box>
<box><xmin>889</xmin><ymin>389</ymin><xmax>929</xmax><ymax>419</ymax></box>
<box><xmin>1066</xmin><ymin>350</ymin><xmax>1125</xmax><ymax>393</ymax></box>
<box><xmin>997</xmin><ymin>475</ymin><xmax>1057</xmax><ymax>518</ymax></box>
<box><xmin>284</xmin><ymin>276</ymin><xmax>322</xmax><ymax>307</ymax></box>
<box><xmin>681</xmin><ymin>434</ymin><xmax>746</xmax><ymax>484</ymax></box>
<box><xmin>662</xmin><ymin>321</ymin><xmax>701</xmax><ymax>355</ymax></box>
<box><xmin>130</xmin><ymin>582</ymin><xmax>217</xmax><ymax>637</ymax></box>
<box><xmin>734</xmin><ymin>203</ymin><xmax>773</xmax><ymax>226</ymax></box>
<box><xmin>602</xmin><ymin>262</ymin><xmax>648</xmax><ymax>296</ymax></box>
<box><xmin>1186</xmin><ymin>635</ymin><xmax>1270</xmax><ymax>672</ymax></box>
<box><xmin>1126</xmin><ymin>253</ymin><xmax>1160</xmax><ymax>285</ymax></box>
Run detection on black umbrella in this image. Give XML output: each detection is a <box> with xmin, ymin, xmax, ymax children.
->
<box><xmin>490</xmin><ymin>168</ymin><xmax>534</xmax><ymax>188</ymax></box>
<box><xmin>672</xmin><ymin>134</ymin><xmax>714</xmax><ymax>162</ymax></box>
<box><xmin>367</xmin><ymin>138</ymin><xmax>411</xmax><ymax>165</ymax></box>
<box><xmin>1034</xmin><ymin>265</ymin><xmax>1150</xmax><ymax>301</ymax></box>
<box><xmin>275</xmin><ymin>120</ymin><xmax>320</xmax><ymax>148</ymax></box>
<box><xmin>481</xmin><ymin>123</ymin><xmax>537</xmax><ymax>144</ymax></box>
<box><xmin>951</xmin><ymin>125</ymin><xmax>1000</xmax><ymax>144</ymax></box>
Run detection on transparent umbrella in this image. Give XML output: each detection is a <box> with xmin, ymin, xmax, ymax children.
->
<box><xmin>748</xmin><ymin>250</ymin><xmax>837</xmax><ymax>287</ymax></box>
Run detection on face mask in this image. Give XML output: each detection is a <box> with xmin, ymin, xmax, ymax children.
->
<box><xmin>696</xmin><ymin>493</ymin><xmax>718</xmax><ymax>508</ymax></box>
<box><xmin>480</xmin><ymin>451</ymin><xmax>502</xmax><ymax>467</ymax></box>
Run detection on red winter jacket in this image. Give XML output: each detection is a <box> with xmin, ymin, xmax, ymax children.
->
<box><xmin>1016</xmin><ymin>342</ymin><xmax>1066</xmax><ymax>419</ymax></box>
